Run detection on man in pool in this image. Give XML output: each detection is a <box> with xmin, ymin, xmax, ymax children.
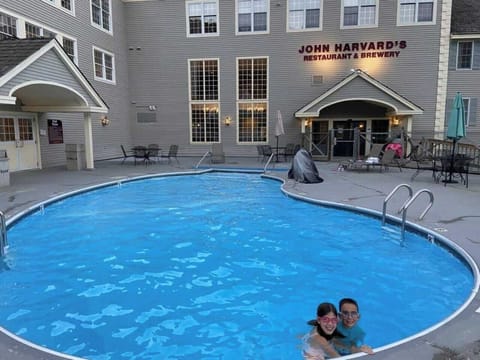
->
<box><xmin>334</xmin><ymin>298</ymin><xmax>374</xmax><ymax>355</ymax></box>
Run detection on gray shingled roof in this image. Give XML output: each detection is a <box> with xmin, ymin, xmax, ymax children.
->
<box><xmin>0</xmin><ymin>38</ymin><xmax>51</xmax><ymax>77</ymax></box>
<box><xmin>451</xmin><ymin>0</ymin><xmax>480</xmax><ymax>35</ymax></box>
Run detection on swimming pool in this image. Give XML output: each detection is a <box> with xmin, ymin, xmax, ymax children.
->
<box><xmin>0</xmin><ymin>172</ymin><xmax>476</xmax><ymax>359</ymax></box>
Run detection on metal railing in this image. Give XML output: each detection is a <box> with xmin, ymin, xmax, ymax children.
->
<box><xmin>195</xmin><ymin>151</ymin><xmax>211</xmax><ymax>169</ymax></box>
<box><xmin>263</xmin><ymin>153</ymin><xmax>275</xmax><ymax>173</ymax></box>
<box><xmin>382</xmin><ymin>184</ymin><xmax>434</xmax><ymax>245</ymax></box>
<box><xmin>0</xmin><ymin>210</ymin><xmax>7</xmax><ymax>257</ymax></box>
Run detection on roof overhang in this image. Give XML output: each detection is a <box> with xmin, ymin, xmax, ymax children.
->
<box><xmin>295</xmin><ymin>69</ymin><xmax>423</xmax><ymax>118</ymax></box>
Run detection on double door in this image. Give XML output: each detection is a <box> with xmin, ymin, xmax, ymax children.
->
<box><xmin>0</xmin><ymin>116</ymin><xmax>38</xmax><ymax>171</ymax></box>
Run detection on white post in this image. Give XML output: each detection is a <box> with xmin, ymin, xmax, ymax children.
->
<box><xmin>84</xmin><ymin>112</ymin><xmax>94</xmax><ymax>170</ymax></box>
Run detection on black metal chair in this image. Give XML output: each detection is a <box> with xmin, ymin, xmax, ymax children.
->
<box><xmin>161</xmin><ymin>145</ymin><xmax>179</xmax><ymax>164</ymax></box>
<box><xmin>121</xmin><ymin>145</ymin><xmax>134</xmax><ymax>165</ymax></box>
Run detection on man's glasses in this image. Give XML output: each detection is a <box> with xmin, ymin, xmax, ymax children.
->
<box><xmin>319</xmin><ymin>316</ymin><xmax>338</xmax><ymax>325</ymax></box>
<box><xmin>340</xmin><ymin>311</ymin><xmax>359</xmax><ymax>318</ymax></box>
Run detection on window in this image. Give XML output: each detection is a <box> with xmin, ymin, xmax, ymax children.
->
<box><xmin>398</xmin><ymin>0</ymin><xmax>435</xmax><ymax>25</ymax></box>
<box><xmin>0</xmin><ymin>118</ymin><xmax>15</xmax><ymax>142</ymax></box>
<box><xmin>186</xmin><ymin>0</ymin><xmax>218</xmax><ymax>36</ymax></box>
<box><xmin>42</xmin><ymin>0</ymin><xmax>74</xmax><ymax>13</ymax></box>
<box><xmin>237</xmin><ymin>0</ymin><xmax>268</xmax><ymax>34</ymax></box>
<box><xmin>342</xmin><ymin>0</ymin><xmax>377</xmax><ymax>28</ymax></box>
<box><xmin>288</xmin><ymin>0</ymin><xmax>322</xmax><ymax>31</ymax></box>
<box><xmin>62</xmin><ymin>36</ymin><xmax>76</xmax><ymax>63</ymax></box>
<box><xmin>463</xmin><ymin>98</ymin><xmax>470</xmax><ymax>127</ymax></box>
<box><xmin>93</xmin><ymin>47</ymin><xmax>115</xmax><ymax>83</ymax></box>
<box><xmin>18</xmin><ymin>118</ymin><xmax>33</xmax><ymax>141</ymax></box>
<box><xmin>25</xmin><ymin>22</ymin><xmax>56</xmax><ymax>38</ymax></box>
<box><xmin>189</xmin><ymin>59</ymin><xmax>220</xmax><ymax>143</ymax></box>
<box><xmin>91</xmin><ymin>0</ymin><xmax>111</xmax><ymax>32</ymax></box>
<box><xmin>457</xmin><ymin>41</ymin><xmax>473</xmax><ymax>70</ymax></box>
<box><xmin>0</xmin><ymin>12</ymin><xmax>17</xmax><ymax>39</ymax></box>
<box><xmin>237</xmin><ymin>57</ymin><xmax>268</xmax><ymax>143</ymax></box>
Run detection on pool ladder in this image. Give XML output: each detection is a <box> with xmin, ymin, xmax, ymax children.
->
<box><xmin>0</xmin><ymin>210</ymin><xmax>7</xmax><ymax>257</ymax></box>
<box><xmin>382</xmin><ymin>184</ymin><xmax>434</xmax><ymax>244</ymax></box>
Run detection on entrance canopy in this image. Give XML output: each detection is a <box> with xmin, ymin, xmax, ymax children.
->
<box><xmin>295</xmin><ymin>69</ymin><xmax>423</xmax><ymax>118</ymax></box>
<box><xmin>0</xmin><ymin>38</ymin><xmax>108</xmax><ymax>169</ymax></box>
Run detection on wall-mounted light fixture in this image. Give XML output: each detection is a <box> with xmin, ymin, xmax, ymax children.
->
<box><xmin>392</xmin><ymin>117</ymin><xmax>400</xmax><ymax>126</ymax></box>
<box><xmin>224</xmin><ymin>115</ymin><xmax>232</xmax><ymax>126</ymax></box>
<box><xmin>101</xmin><ymin>115</ymin><xmax>110</xmax><ymax>127</ymax></box>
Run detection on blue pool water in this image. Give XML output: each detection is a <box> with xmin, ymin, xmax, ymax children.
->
<box><xmin>0</xmin><ymin>173</ymin><xmax>474</xmax><ymax>359</ymax></box>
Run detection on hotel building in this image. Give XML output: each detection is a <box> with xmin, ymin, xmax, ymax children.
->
<box><xmin>0</xmin><ymin>0</ymin><xmax>478</xmax><ymax>171</ymax></box>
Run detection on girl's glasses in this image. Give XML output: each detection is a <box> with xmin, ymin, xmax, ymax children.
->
<box><xmin>319</xmin><ymin>316</ymin><xmax>338</xmax><ymax>325</ymax></box>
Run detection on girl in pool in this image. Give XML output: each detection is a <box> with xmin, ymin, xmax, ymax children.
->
<box><xmin>301</xmin><ymin>302</ymin><xmax>344</xmax><ymax>359</ymax></box>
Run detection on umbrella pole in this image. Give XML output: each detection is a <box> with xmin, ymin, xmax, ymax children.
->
<box><xmin>448</xmin><ymin>139</ymin><xmax>457</xmax><ymax>183</ymax></box>
<box><xmin>275</xmin><ymin>136</ymin><xmax>279</xmax><ymax>162</ymax></box>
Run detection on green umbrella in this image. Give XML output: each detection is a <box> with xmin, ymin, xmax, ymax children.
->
<box><xmin>445</xmin><ymin>92</ymin><xmax>466</xmax><ymax>183</ymax></box>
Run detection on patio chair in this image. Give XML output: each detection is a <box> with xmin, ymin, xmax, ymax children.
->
<box><xmin>121</xmin><ymin>145</ymin><xmax>134</xmax><ymax>165</ymax></box>
<box><xmin>161</xmin><ymin>144</ymin><xmax>179</xmax><ymax>164</ymax></box>
<box><xmin>210</xmin><ymin>143</ymin><xmax>225</xmax><ymax>164</ymax></box>
<box><xmin>283</xmin><ymin>143</ymin><xmax>296</xmax><ymax>162</ymax></box>
<box><xmin>261</xmin><ymin>145</ymin><xmax>273</xmax><ymax>162</ymax></box>
<box><xmin>133</xmin><ymin>146</ymin><xmax>149</xmax><ymax>166</ymax></box>
<box><xmin>147</xmin><ymin>144</ymin><xmax>160</xmax><ymax>163</ymax></box>
<box><xmin>409</xmin><ymin>142</ymin><xmax>439</xmax><ymax>181</ymax></box>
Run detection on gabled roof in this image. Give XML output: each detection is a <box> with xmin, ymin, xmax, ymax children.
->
<box><xmin>0</xmin><ymin>37</ymin><xmax>107</xmax><ymax>113</ymax></box>
<box><xmin>295</xmin><ymin>69</ymin><xmax>423</xmax><ymax>118</ymax></box>
<box><xmin>451</xmin><ymin>0</ymin><xmax>480</xmax><ymax>35</ymax></box>
<box><xmin>0</xmin><ymin>38</ymin><xmax>51</xmax><ymax>76</ymax></box>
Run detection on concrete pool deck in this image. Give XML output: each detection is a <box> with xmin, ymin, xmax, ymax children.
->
<box><xmin>0</xmin><ymin>156</ymin><xmax>479</xmax><ymax>360</ymax></box>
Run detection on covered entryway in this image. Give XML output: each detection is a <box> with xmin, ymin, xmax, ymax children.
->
<box><xmin>296</xmin><ymin>69</ymin><xmax>423</xmax><ymax>160</ymax></box>
<box><xmin>0</xmin><ymin>38</ymin><xmax>108</xmax><ymax>171</ymax></box>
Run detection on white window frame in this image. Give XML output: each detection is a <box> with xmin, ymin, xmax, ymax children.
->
<box><xmin>92</xmin><ymin>46</ymin><xmax>116</xmax><ymax>84</ymax></box>
<box><xmin>456</xmin><ymin>41</ymin><xmax>473</xmax><ymax>70</ymax></box>
<box><xmin>90</xmin><ymin>0</ymin><xmax>113</xmax><ymax>34</ymax></box>
<box><xmin>287</xmin><ymin>0</ymin><xmax>323</xmax><ymax>32</ymax></box>
<box><xmin>236</xmin><ymin>0</ymin><xmax>270</xmax><ymax>35</ymax></box>
<box><xmin>236</xmin><ymin>56</ymin><xmax>269</xmax><ymax>144</ymax></box>
<box><xmin>42</xmin><ymin>0</ymin><xmax>75</xmax><ymax>15</ymax></box>
<box><xmin>340</xmin><ymin>0</ymin><xmax>378</xmax><ymax>29</ymax></box>
<box><xmin>188</xmin><ymin>58</ymin><xmax>221</xmax><ymax>144</ymax></box>
<box><xmin>397</xmin><ymin>0</ymin><xmax>436</xmax><ymax>26</ymax></box>
<box><xmin>186</xmin><ymin>0</ymin><xmax>219</xmax><ymax>37</ymax></box>
<box><xmin>463</xmin><ymin>98</ymin><xmax>471</xmax><ymax>127</ymax></box>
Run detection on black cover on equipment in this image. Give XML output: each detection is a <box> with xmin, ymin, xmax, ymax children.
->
<box><xmin>288</xmin><ymin>148</ymin><xmax>324</xmax><ymax>183</ymax></box>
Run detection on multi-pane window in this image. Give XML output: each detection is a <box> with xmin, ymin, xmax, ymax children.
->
<box><xmin>0</xmin><ymin>12</ymin><xmax>17</xmax><ymax>40</ymax></box>
<box><xmin>93</xmin><ymin>47</ymin><xmax>115</xmax><ymax>83</ymax></box>
<box><xmin>463</xmin><ymin>98</ymin><xmax>470</xmax><ymax>127</ymax></box>
<box><xmin>399</xmin><ymin>0</ymin><xmax>435</xmax><ymax>24</ymax></box>
<box><xmin>0</xmin><ymin>118</ymin><xmax>15</xmax><ymax>142</ymax></box>
<box><xmin>237</xmin><ymin>58</ymin><xmax>268</xmax><ymax>143</ymax></box>
<box><xmin>189</xmin><ymin>59</ymin><xmax>220</xmax><ymax>143</ymax></box>
<box><xmin>457</xmin><ymin>41</ymin><xmax>473</xmax><ymax>70</ymax></box>
<box><xmin>25</xmin><ymin>23</ymin><xmax>56</xmax><ymax>38</ymax></box>
<box><xmin>91</xmin><ymin>0</ymin><xmax>111</xmax><ymax>32</ymax></box>
<box><xmin>288</xmin><ymin>0</ymin><xmax>322</xmax><ymax>31</ymax></box>
<box><xmin>42</xmin><ymin>0</ymin><xmax>74</xmax><ymax>13</ymax></box>
<box><xmin>63</xmin><ymin>37</ymin><xmax>76</xmax><ymax>62</ymax></box>
<box><xmin>18</xmin><ymin>119</ymin><xmax>33</xmax><ymax>141</ymax></box>
<box><xmin>187</xmin><ymin>1</ymin><xmax>218</xmax><ymax>36</ymax></box>
<box><xmin>342</xmin><ymin>0</ymin><xmax>377</xmax><ymax>27</ymax></box>
<box><xmin>237</xmin><ymin>0</ymin><xmax>268</xmax><ymax>34</ymax></box>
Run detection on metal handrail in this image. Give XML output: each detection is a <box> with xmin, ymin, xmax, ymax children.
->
<box><xmin>382</xmin><ymin>183</ymin><xmax>413</xmax><ymax>225</ymax></box>
<box><xmin>400</xmin><ymin>189</ymin><xmax>434</xmax><ymax>243</ymax></box>
<box><xmin>0</xmin><ymin>210</ymin><xmax>7</xmax><ymax>257</ymax></box>
<box><xmin>263</xmin><ymin>153</ymin><xmax>275</xmax><ymax>173</ymax></box>
<box><xmin>195</xmin><ymin>151</ymin><xmax>211</xmax><ymax>169</ymax></box>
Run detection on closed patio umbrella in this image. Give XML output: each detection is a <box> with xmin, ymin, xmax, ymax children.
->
<box><xmin>274</xmin><ymin>110</ymin><xmax>285</xmax><ymax>162</ymax></box>
<box><xmin>445</xmin><ymin>92</ymin><xmax>466</xmax><ymax>183</ymax></box>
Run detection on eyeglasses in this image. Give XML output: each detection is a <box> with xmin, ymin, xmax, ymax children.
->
<box><xmin>340</xmin><ymin>311</ymin><xmax>359</xmax><ymax>318</ymax></box>
<box><xmin>319</xmin><ymin>316</ymin><xmax>338</xmax><ymax>325</ymax></box>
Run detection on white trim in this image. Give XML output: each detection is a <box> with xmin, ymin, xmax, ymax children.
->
<box><xmin>41</xmin><ymin>0</ymin><xmax>76</xmax><ymax>16</ymax></box>
<box><xmin>456</xmin><ymin>40</ymin><xmax>474</xmax><ymax>70</ymax></box>
<box><xmin>286</xmin><ymin>0</ymin><xmax>323</xmax><ymax>33</ymax></box>
<box><xmin>9</xmin><ymin>80</ymin><xmax>89</xmax><ymax>106</ymax></box>
<box><xmin>235</xmin><ymin>0</ymin><xmax>270</xmax><ymax>36</ymax></box>
<box><xmin>451</xmin><ymin>34</ymin><xmax>480</xmax><ymax>39</ymax></box>
<box><xmin>185</xmin><ymin>0</ymin><xmax>220</xmax><ymax>38</ymax></box>
<box><xmin>396</xmin><ymin>0</ymin><xmax>437</xmax><ymax>26</ymax></box>
<box><xmin>21</xmin><ymin>105</ymin><xmax>108</xmax><ymax>113</ymax></box>
<box><xmin>295</xmin><ymin>69</ymin><xmax>423</xmax><ymax>117</ymax></box>
<box><xmin>90</xmin><ymin>0</ymin><xmax>113</xmax><ymax>35</ymax></box>
<box><xmin>0</xmin><ymin>95</ymin><xmax>17</xmax><ymax>105</ymax></box>
<box><xmin>92</xmin><ymin>45</ymin><xmax>116</xmax><ymax>85</ymax></box>
<box><xmin>340</xmin><ymin>0</ymin><xmax>379</xmax><ymax>30</ymax></box>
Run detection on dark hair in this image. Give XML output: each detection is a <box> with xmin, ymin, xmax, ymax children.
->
<box><xmin>306</xmin><ymin>302</ymin><xmax>345</xmax><ymax>340</ymax></box>
<box><xmin>339</xmin><ymin>298</ymin><xmax>359</xmax><ymax>312</ymax></box>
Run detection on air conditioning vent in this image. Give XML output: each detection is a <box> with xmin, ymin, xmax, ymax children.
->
<box><xmin>311</xmin><ymin>75</ymin><xmax>323</xmax><ymax>85</ymax></box>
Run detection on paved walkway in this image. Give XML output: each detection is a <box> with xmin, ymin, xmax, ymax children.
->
<box><xmin>0</xmin><ymin>157</ymin><xmax>479</xmax><ymax>360</ymax></box>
